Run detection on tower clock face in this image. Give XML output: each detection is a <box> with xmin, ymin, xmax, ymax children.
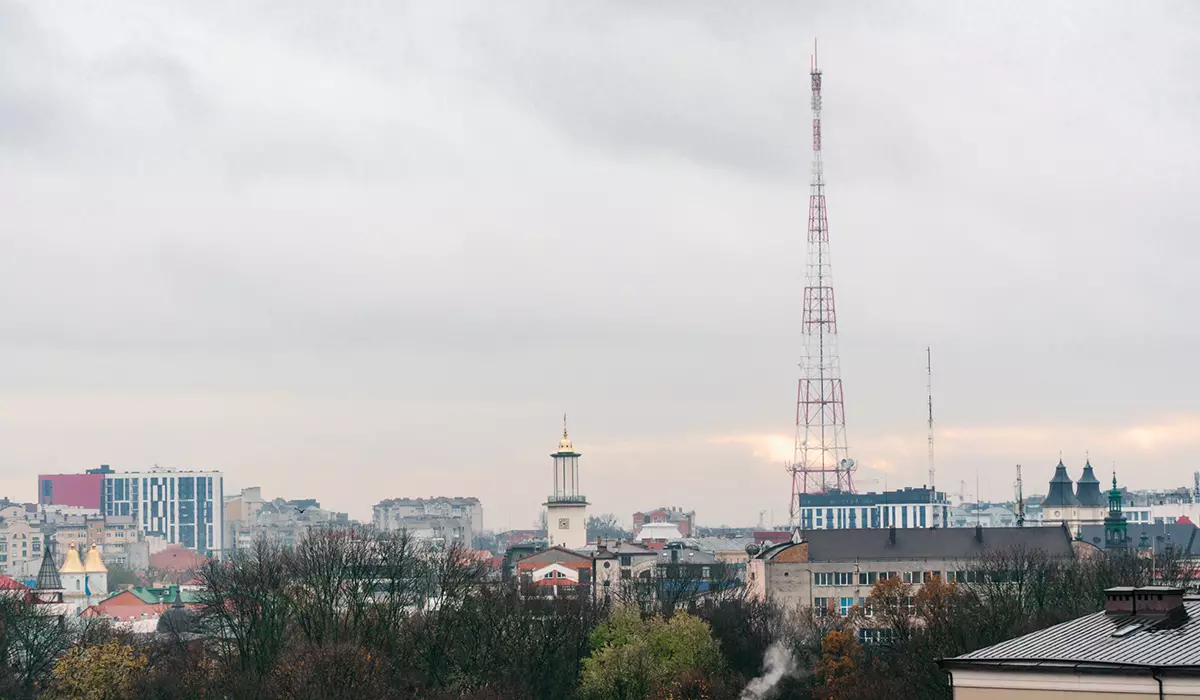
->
<box><xmin>558</xmin><ymin>518</ymin><xmax>570</xmax><ymax>530</ymax></box>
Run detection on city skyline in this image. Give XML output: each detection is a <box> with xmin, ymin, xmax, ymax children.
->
<box><xmin>1</xmin><ymin>1</ymin><xmax>1198</xmax><ymax>528</ymax></box>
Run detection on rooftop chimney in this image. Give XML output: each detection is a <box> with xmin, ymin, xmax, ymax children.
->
<box><xmin>975</xmin><ymin>524</ymin><xmax>984</xmax><ymax>543</ymax></box>
<box><xmin>1105</xmin><ymin>586</ymin><xmax>1187</xmax><ymax>618</ymax></box>
<box><xmin>888</xmin><ymin>525</ymin><xmax>896</xmax><ymax>546</ymax></box>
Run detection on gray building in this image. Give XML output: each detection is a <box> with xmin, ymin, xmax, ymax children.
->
<box><xmin>748</xmin><ymin>525</ymin><xmax>1076</xmax><ymax>612</ymax></box>
<box><xmin>372</xmin><ymin>497</ymin><xmax>482</xmax><ymax>545</ymax></box>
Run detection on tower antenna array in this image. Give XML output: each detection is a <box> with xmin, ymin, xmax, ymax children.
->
<box><xmin>789</xmin><ymin>39</ymin><xmax>853</xmax><ymax>526</ymax></box>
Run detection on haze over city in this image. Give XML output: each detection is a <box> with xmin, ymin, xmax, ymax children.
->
<box><xmin>1</xmin><ymin>0</ymin><xmax>1198</xmax><ymax>528</ymax></box>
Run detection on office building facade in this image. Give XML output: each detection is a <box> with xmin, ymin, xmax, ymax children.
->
<box><xmin>103</xmin><ymin>468</ymin><xmax>224</xmax><ymax>556</ymax></box>
<box><xmin>797</xmin><ymin>487</ymin><xmax>950</xmax><ymax>531</ymax></box>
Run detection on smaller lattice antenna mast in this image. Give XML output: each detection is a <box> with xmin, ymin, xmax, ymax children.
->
<box><xmin>1015</xmin><ymin>464</ymin><xmax>1025</xmax><ymax>527</ymax></box>
<box><xmin>927</xmin><ymin>346</ymin><xmax>937</xmax><ymax>526</ymax></box>
<box><xmin>975</xmin><ymin>467</ymin><xmax>982</xmax><ymax>528</ymax></box>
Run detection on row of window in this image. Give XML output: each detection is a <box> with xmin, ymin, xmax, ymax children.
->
<box><xmin>814</xmin><ymin>596</ymin><xmax>918</xmax><ymax>618</ymax></box>
<box><xmin>813</xmin><ymin>570</ymin><xmax>952</xmax><ymax>586</ymax></box>
<box><xmin>799</xmin><ymin>505</ymin><xmax>949</xmax><ymax>530</ymax></box>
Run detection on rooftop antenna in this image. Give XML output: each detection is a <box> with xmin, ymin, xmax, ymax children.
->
<box><xmin>975</xmin><ymin>467</ymin><xmax>981</xmax><ymax>528</ymax></box>
<box><xmin>1015</xmin><ymin>464</ymin><xmax>1025</xmax><ymax>527</ymax></box>
<box><xmin>927</xmin><ymin>346</ymin><xmax>937</xmax><ymax>526</ymax></box>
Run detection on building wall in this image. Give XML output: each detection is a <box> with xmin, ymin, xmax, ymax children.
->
<box><xmin>758</xmin><ymin>557</ymin><xmax>976</xmax><ymax>611</ymax></box>
<box><xmin>38</xmin><ymin>474</ymin><xmax>104</xmax><ymax>509</ymax></box>
<box><xmin>373</xmin><ymin>498</ymin><xmax>483</xmax><ymax>540</ymax></box>
<box><xmin>103</xmin><ymin>470</ymin><xmax>224</xmax><ymax>556</ymax></box>
<box><xmin>547</xmin><ymin>503</ymin><xmax>587</xmax><ymax>550</ymax></box>
<box><xmin>0</xmin><ymin>520</ymin><xmax>45</xmax><ymax>579</ymax></box>
<box><xmin>798</xmin><ymin>501</ymin><xmax>950</xmax><ymax>531</ymax></box>
<box><xmin>949</xmin><ymin>668</ymin><xmax>1200</xmax><ymax>699</ymax></box>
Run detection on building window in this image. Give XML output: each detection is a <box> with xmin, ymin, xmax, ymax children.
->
<box><xmin>701</xmin><ymin>566</ymin><xmax>711</xmax><ymax>579</ymax></box>
<box><xmin>903</xmin><ymin>571</ymin><xmax>920</xmax><ymax>584</ymax></box>
<box><xmin>839</xmin><ymin>597</ymin><xmax>854</xmax><ymax>616</ymax></box>
<box><xmin>813</xmin><ymin>598</ymin><xmax>829</xmax><ymax>616</ymax></box>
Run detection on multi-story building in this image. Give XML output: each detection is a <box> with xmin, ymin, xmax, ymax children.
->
<box><xmin>225</xmin><ymin>487</ymin><xmax>351</xmax><ymax>551</ymax></box>
<box><xmin>103</xmin><ymin>467</ymin><xmax>224</xmax><ymax>557</ymax></box>
<box><xmin>373</xmin><ymin>497</ymin><xmax>482</xmax><ymax>545</ymax></box>
<box><xmin>0</xmin><ymin>519</ymin><xmax>46</xmax><ymax>580</ymax></box>
<box><xmin>796</xmin><ymin>487</ymin><xmax>950</xmax><ymax>531</ymax></box>
<box><xmin>747</xmin><ymin>525</ymin><xmax>1076</xmax><ymax>613</ymax></box>
<box><xmin>633</xmin><ymin>507</ymin><xmax>695</xmax><ymax>538</ymax></box>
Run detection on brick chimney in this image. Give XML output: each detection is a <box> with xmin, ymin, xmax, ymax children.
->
<box><xmin>1105</xmin><ymin>586</ymin><xmax>1186</xmax><ymax>617</ymax></box>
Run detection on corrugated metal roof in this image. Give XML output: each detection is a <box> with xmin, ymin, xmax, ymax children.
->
<box><xmin>765</xmin><ymin>526</ymin><xmax>1073</xmax><ymax>562</ymax></box>
<box><xmin>952</xmin><ymin>600</ymin><xmax>1200</xmax><ymax>668</ymax></box>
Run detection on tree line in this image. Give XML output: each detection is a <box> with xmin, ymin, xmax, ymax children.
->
<box><xmin>0</xmin><ymin>531</ymin><xmax>1191</xmax><ymax>699</ymax></box>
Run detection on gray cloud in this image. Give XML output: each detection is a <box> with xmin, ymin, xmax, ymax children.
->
<box><xmin>0</xmin><ymin>0</ymin><xmax>1197</xmax><ymax>527</ymax></box>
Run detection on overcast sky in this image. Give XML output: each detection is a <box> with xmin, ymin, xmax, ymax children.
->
<box><xmin>1</xmin><ymin>1</ymin><xmax>1198</xmax><ymax>530</ymax></box>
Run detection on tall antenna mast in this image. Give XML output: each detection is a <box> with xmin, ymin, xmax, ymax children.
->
<box><xmin>927</xmin><ymin>346</ymin><xmax>937</xmax><ymax>527</ymax></box>
<box><xmin>789</xmin><ymin>39</ymin><xmax>853</xmax><ymax>524</ymax></box>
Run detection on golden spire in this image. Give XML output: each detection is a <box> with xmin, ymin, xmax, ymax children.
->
<box><xmin>558</xmin><ymin>413</ymin><xmax>573</xmax><ymax>451</ymax></box>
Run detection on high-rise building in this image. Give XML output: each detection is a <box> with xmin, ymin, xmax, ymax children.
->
<box><xmin>103</xmin><ymin>467</ymin><xmax>224</xmax><ymax>557</ymax></box>
<box><xmin>37</xmin><ymin>470</ymin><xmax>106</xmax><ymax>510</ymax></box>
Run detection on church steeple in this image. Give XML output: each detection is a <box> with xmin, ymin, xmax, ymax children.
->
<box><xmin>1104</xmin><ymin>470</ymin><xmax>1128</xmax><ymax>549</ymax></box>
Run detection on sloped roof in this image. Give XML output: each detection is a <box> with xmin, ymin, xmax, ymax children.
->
<box><xmin>515</xmin><ymin>546</ymin><xmax>590</xmax><ymax>568</ymax></box>
<box><xmin>1042</xmin><ymin>460</ymin><xmax>1080</xmax><ymax>507</ymax></box>
<box><xmin>634</xmin><ymin>522</ymin><xmax>684</xmax><ymax>541</ymax></box>
<box><xmin>947</xmin><ymin>598</ymin><xmax>1200</xmax><ymax>670</ymax></box>
<box><xmin>763</xmin><ymin>526</ymin><xmax>1074</xmax><ymax>563</ymax></box>
<box><xmin>1075</xmin><ymin>461</ymin><xmax>1106</xmax><ymax>508</ymax></box>
<box><xmin>0</xmin><ymin>575</ymin><xmax>29</xmax><ymax>591</ymax></box>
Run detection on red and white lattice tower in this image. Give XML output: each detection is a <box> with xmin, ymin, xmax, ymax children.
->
<box><xmin>789</xmin><ymin>45</ymin><xmax>854</xmax><ymax>524</ymax></box>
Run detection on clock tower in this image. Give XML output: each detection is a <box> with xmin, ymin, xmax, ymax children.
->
<box><xmin>544</xmin><ymin>417</ymin><xmax>588</xmax><ymax>550</ymax></box>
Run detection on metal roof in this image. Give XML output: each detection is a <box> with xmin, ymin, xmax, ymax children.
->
<box><xmin>949</xmin><ymin>600</ymin><xmax>1200</xmax><ymax>669</ymax></box>
<box><xmin>763</xmin><ymin>526</ymin><xmax>1073</xmax><ymax>563</ymax></box>
<box><xmin>1078</xmin><ymin>523</ymin><xmax>1200</xmax><ymax>556</ymax></box>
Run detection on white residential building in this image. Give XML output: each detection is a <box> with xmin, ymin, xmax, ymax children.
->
<box><xmin>103</xmin><ymin>467</ymin><xmax>224</xmax><ymax>557</ymax></box>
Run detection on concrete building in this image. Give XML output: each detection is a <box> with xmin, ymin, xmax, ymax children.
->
<box><xmin>0</xmin><ymin>519</ymin><xmax>46</xmax><ymax>580</ymax></box>
<box><xmin>103</xmin><ymin>467</ymin><xmax>224</xmax><ymax>556</ymax></box>
<box><xmin>544</xmin><ymin>424</ymin><xmax>587</xmax><ymax>550</ymax></box>
<box><xmin>748</xmin><ymin>526</ymin><xmax>1076</xmax><ymax>611</ymax></box>
<box><xmin>796</xmin><ymin>487</ymin><xmax>950</xmax><ymax>531</ymax></box>
<box><xmin>633</xmin><ymin>507</ymin><xmax>695</xmax><ymax>538</ymax></box>
<box><xmin>372</xmin><ymin>497</ymin><xmax>482</xmax><ymax>545</ymax></box>
<box><xmin>946</xmin><ymin>504</ymin><xmax>1019</xmax><ymax>528</ymax></box>
<box><xmin>943</xmin><ymin>587</ymin><xmax>1200</xmax><ymax>698</ymax></box>
<box><xmin>226</xmin><ymin>487</ymin><xmax>351</xmax><ymax>552</ymax></box>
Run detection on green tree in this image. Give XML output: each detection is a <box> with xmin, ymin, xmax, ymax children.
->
<box><xmin>581</xmin><ymin>608</ymin><xmax>725</xmax><ymax>700</ymax></box>
<box><xmin>43</xmin><ymin>639</ymin><xmax>148</xmax><ymax>700</ymax></box>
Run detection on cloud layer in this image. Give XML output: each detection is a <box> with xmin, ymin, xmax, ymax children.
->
<box><xmin>1</xmin><ymin>1</ymin><xmax>1197</xmax><ymax>527</ymax></box>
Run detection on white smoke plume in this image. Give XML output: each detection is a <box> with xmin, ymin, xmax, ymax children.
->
<box><xmin>739</xmin><ymin>640</ymin><xmax>797</xmax><ymax>700</ymax></box>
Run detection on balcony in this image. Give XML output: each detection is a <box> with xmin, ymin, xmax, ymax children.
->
<box><xmin>545</xmin><ymin>495</ymin><xmax>588</xmax><ymax>505</ymax></box>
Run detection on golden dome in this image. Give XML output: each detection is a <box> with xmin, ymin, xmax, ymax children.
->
<box><xmin>83</xmin><ymin>544</ymin><xmax>107</xmax><ymax>573</ymax></box>
<box><xmin>59</xmin><ymin>542</ymin><xmax>85</xmax><ymax>574</ymax></box>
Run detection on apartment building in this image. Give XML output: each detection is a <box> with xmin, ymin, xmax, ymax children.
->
<box><xmin>103</xmin><ymin>467</ymin><xmax>224</xmax><ymax>556</ymax></box>
<box><xmin>796</xmin><ymin>487</ymin><xmax>951</xmax><ymax>531</ymax></box>
<box><xmin>747</xmin><ymin>525</ymin><xmax>1076</xmax><ymax>615</ymax></box>
<box><xmin>373</xmin><ymin>497</ymin><xmax>481</xmax><ymax>545</ymax></box>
